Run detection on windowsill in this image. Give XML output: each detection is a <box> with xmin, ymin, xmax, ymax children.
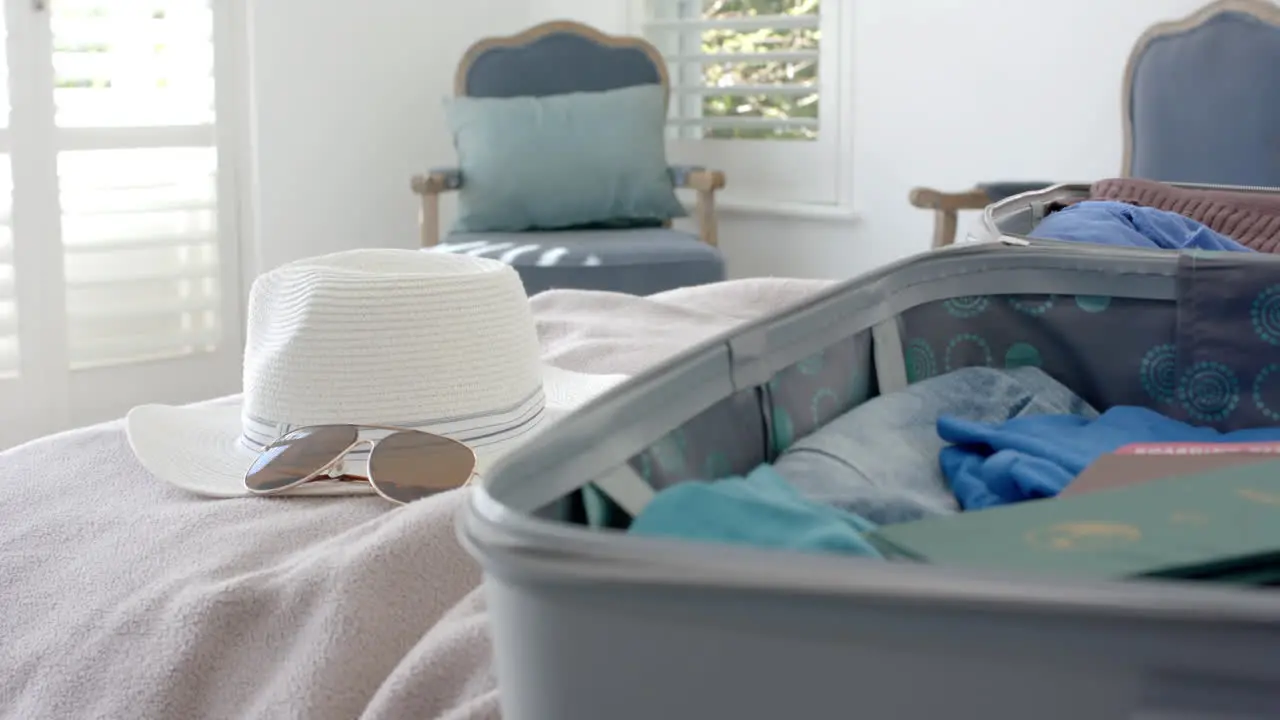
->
<box><xmin>681</xmin><ymin>196</ymin><xmax>859</xmax><ymax>222</ymax></box>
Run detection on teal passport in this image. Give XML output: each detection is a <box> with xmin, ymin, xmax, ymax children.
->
<box><xmin>869</xmin><ymin>460</ymin><xmax>1280</xmax><ymax>581</ymax></box>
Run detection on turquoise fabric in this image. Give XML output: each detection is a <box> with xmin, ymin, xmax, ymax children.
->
<box><xmin>628</xmin><ymin>465</ymin><xmax>884</xmax><ymax>558</ymax></box>
<box><xmin>446</xmin><ymin>84</ymin><xmax>685</xmax><ymax>233</ymax></box>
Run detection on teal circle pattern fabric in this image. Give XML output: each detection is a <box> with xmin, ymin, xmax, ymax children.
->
<box><xmin>1008</xmin><ymin>295</ymin><xmax>1055</xmax><ymax>316</ymax></box>
<box><xmin>1075</xmin><ymin>295</ymin><xmax>1112</xmax><ymax>313</ymax></box>
<box><xmin>702</xmin><ymin>451</ymin><xmax>731</xmax><ymax>479</ymax></box>
<box><xmin>943</xmin><ymin>296</ymin><xmax>990</xmax><ymax>318</ymax></box>
<box><xmin>1251</xmin><ymin>284</ymin><xmax>1280</xmax><ymax>346</ymax></box>
<box><xmin>1140</xmin><ymin>343</ymin><xmax>1178</xmax><ymax>404</ymax></box>
<box><xmin>944</xmin><ymin>333</ymin><xmax>992</xmax><ymax>372</ymax></box>
<box><xmin>1176</xmin><ymin>361</ymin><xmax>1240</xmax><ymax>423</ymax></box>
<box><xmin>905</xmin><ymin>338</ymin><xmax>936</xmax><ymax>382</ymax></box>
<box><xmin>1253</xmin><ymin>364</ymin><xmax>1280</xmax><ymax>422</ymax></box>
<box><xmin>771</xmin><ymin>406</ymin><xmax>795</xmax><ymax>453</ymax></box>
<box><xmin>651</xmin><ymin>429</ymin><xmax>689</xmax><ymax>476</ymax></box>
<box><xmin>797</xmin><ymin>351</ymin><xmax>825</xmax><ymax>375</ymax></box>
<box><xmin>810</xmin><ymin>387</ymin><xmax>838</xmax><ymax>424</ymax></box>
<box><xmin>1004</xmin><ymin>342</ymin><xmax>1042</xmax><ymax>369</ymax></box>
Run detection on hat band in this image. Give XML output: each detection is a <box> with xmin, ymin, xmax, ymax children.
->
<box><xmin>237</xmin><ymin>388</ymin><xmax>548</xmax><ymax>454</ymax></box>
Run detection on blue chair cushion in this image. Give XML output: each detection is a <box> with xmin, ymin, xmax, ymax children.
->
<box><xmin>445</xmin><ymin>84</ymin><xmax>686</xmax><ymax>234</ymax></box>
<box><xmin>430</xmin><ymin>228</ymin><xmax>726</xmax><ymax>296</ymax></box>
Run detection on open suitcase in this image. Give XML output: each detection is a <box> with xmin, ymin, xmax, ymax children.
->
<box><xmin>461</xmin><ymin>206</ymin><xmax>1280</xmax><ymax>719</ymax></box>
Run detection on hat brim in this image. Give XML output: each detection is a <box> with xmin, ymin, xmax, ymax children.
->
<box><xmin>126</xmin><ymin>365</ymin><xmax>626</xmax><ymax>499</ymax></box>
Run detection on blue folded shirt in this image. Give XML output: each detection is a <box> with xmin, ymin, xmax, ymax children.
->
<box><xmin>939</xmin><ymin>405</ymin><xmax>1280</xmax><ymax>509</ymax></box>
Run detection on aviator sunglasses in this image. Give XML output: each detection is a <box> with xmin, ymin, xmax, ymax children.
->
<box><xmin>243</xmin><ymin>424</ymin><xmax>477</xmax><ymax>504</ymax></box>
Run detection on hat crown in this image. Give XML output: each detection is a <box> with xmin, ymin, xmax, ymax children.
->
<box><xmin>240</xmin><ymin>250</ymin><xmax>543</xmax><ymax>437</ymax></box>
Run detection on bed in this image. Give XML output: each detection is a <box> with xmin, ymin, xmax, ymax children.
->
<box><xmin>0</xmin><ymin>277</ymin><xmax>831</xmax><ymax>719</ymax></box>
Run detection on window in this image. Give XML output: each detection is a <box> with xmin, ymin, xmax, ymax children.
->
<box><xmin>0</xmin><ymin>10</ymin><xmax>14</xmax><ymax>381</ymax></box>
<box><xmin>640</xmin><ymin>0</ymin><xmax>843</xmax><ymax>206</ymax></box>
<box><xmin>0</xmin><ymin>0</ymin><xmax>244</xmax><ymax>448</ymax></box>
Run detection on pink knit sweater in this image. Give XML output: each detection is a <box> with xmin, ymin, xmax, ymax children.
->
<box><xmin>1090</xmin><ymin>178</ymin><xmax>1280</xmax><ymax>254</ymax></box>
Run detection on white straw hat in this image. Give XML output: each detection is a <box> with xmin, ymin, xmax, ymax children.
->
<box><xmin>126</xmin><ymin>249</ymin><xmax>626</xmax><ymax>498</ymax></box>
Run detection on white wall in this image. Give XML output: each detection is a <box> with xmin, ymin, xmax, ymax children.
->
<box><xmin>528</xmin><ymin>0</ymin><xmax>628</xmax><ymax>32</ymax></box>
<box><xmin>247</xmin><ymin>0</ymin><xmax>1212</xmax><ymax>282</ymax></box>
<box><xmin>744</xmin><ymin>0</ymin><xmax>1213</xmax><ymax>280</ymax></box>
<box><xmin>246</xmin><ymin>0</ymin><xmax>530</xmax><ymax>272</ymax></box>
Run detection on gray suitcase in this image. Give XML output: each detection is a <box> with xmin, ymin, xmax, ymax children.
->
<box><xmin>461</xmin><ymin>239</ymin><xmax>1280</xmax><ymax>720</ymax></box>
<box><xmin>972</xmin><ymin>181</ymin><xmax>1280</xmax><ymax>243</ymax></box>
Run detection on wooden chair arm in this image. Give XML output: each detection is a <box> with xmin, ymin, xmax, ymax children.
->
<box><xmin>410</xmin><ymin>168</ymin><xmax>462</xmax><ymax>248</ymax></box>
<box><xmin>410</xmin><ymin>168</ymin><xmax>463</xmax><ymax>196</ymax></box>
<box><xmin>908</xmin><ymin>186</ymin><xmax>992</xmax><ymax>249</ymax></box>
<box><xmin>682</xmin><ymin>169</ymin><xmax>726</xmax><ymax>193</ymax></box>
<box><xmin>908</xmin><ymin>186</ymin><xmax>991</xmax><ymax>212</ymax></box>
<box><xmin>671</xmin><ymin>166</ymin><xmax>726</xmax><ymax>247</ymax></box>
<box><xmin>410</xmin><ymin>164</ymin><xmax>730</xmax><ymax>249</ymax></box>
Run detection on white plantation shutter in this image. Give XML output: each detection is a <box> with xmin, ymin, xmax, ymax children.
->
<box><xmin>0</xmin><ymin>157</ymin><xmax>13</xmax><ymax>379</ymax></box>
<box><xmin>60</xmin><ymin>145</ymin><xmax>222</xmax><ymax>368</ymax></box>
<box><xmin>53</xmin><ymin>0</ymin><xmax>222</xmax><ymax>369</ymax></box>
<box><xmin>0</xmin><ymin>0</ymin><xmax>243</xmax><ymax>448</ymax></box>
<box><xmin>0</xmin><ymin>12</ymin><xmax>14</xmax><ymax>380</ymax></box>
<box><xmin>644</xmin><ymin>5</ymin><xmax>820</xmax><ymax>140</ymax></box>
<box><xmin>640</xmin><ymin>0</ymin><xmax>844</xmax><ymax>206</ymax></box>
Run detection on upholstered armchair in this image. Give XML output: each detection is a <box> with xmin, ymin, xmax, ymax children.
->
<box><xmin>910</xmin><ymin>0</ymin><xmax>1280</xmax><ymax>248</ymax></box>
<box><xmin>411</xmin><ymin>21</ymin><xmax>728</xmax><ymax>297</ymax></box>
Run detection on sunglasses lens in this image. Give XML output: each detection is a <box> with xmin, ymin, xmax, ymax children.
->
<box><xmin>367</xmin><ymin>430</ymin><xmax>476</xmax><ymax>504</ymax></box>
<box><xmin>244</xmin><ymin>424</ymin><xmax>359</xmax><ymax>493</ymax></box>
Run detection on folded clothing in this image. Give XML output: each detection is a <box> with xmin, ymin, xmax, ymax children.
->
<box><xmin>1091</xmin><ymin>177</ymin><xmax>1280</xmax><ymax>253</ymax></box>
<box><xmin>1029</xmin><ymin>200</ymin><xmax>1253</xmax><ymax>252</ymax></box>
<box><xmin>627</xmin><ymin>464</ymin><xmax>883</xmax><ymax>557</ymax></box>
<box><xmin>773</xmin><ymin>366</ymin><xmax>1097</xmax><ymax>525</ymax></box>
<box><xmin>940</xmin><ymin>405</ymin><xmax>1280</xmax><ymax>509</ymax></box>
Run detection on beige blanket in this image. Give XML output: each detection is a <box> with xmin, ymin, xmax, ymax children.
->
<box><xmin>0</xmin><ymin>277</ymin><xmax>832</xmax><ymax>720</ymax></box>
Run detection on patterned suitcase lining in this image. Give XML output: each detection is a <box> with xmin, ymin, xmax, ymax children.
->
<box><xmin>580</xmin><ymin>258</ymin><xmax>1280</xmax><ymax>526</ymax></box>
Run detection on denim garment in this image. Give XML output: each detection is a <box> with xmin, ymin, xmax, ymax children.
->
<box><xmin>773</xmin><ymin>367</ymin><xmax>1098</xmax><ymax>525</ymax></box>
<box><xmin>1029</xmin><ymin>201</ymin><xmax>1252</xmax><ymax>252</ymax></box>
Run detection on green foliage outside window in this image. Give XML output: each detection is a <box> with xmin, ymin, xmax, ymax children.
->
<box><xmin>699</xmin><ymin>0</ymin><xmax>818</xmax><ymax>140</ymax></box>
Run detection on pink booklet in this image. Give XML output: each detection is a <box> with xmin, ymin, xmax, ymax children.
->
<box><xmin>1062</xmin><ymin>442</ymin><xmax>1280</xmax><ymax>497</ymax></box>
<box><xmin>1116</xmin><ymin>441</ymin><xmax>1280</xmax><ymax>456</ymax></box>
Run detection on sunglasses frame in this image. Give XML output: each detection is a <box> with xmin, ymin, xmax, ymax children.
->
<box><xmin>244</xmin><ymin>423</ymin><xmax>478</xmax><ymax>504</ymax></box>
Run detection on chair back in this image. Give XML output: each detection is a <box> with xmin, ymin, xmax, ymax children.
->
<box><xmin>455</xmin><ymin>21</ymin><xmax>669</xmax><ymax>101</ymax></box>
<box><xmin>1123</xmin><ymin>0</ymin><xmax>1280</xmax><ymax>186</ymax></box>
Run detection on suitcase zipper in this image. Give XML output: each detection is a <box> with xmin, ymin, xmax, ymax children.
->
<box><xmin>937</xmin><ymin>235</ymin><xmax>1280</xmax><ymax>277</ymax></box>
<box><xmin>979</xmin><ymin>182</ymin><xmax>1280</xmax><ymax>246</ymax></box>
<box><xmin>943</xmin><ymin>235</ymin><xmax>1183</xmax><ymax>264</ymax></box>
<box><xmin>1174</xmin><ymin>181</ymin><xmax>1280</xmax><ymax>194</ymax></box>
